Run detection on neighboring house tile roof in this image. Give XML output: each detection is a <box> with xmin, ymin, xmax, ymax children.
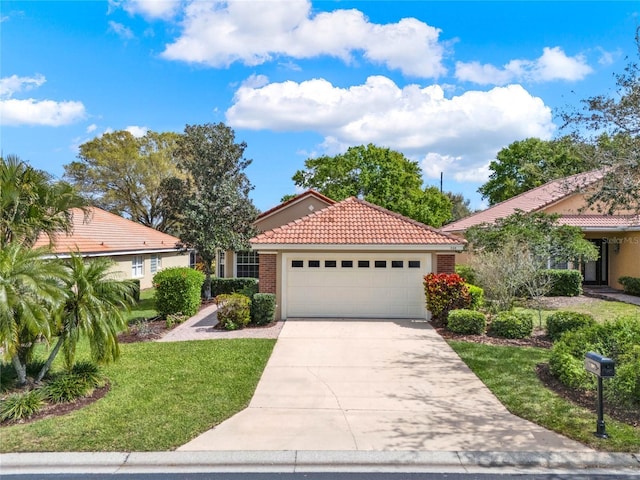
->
<box><xmin>33</xmin><ymin>207</ymin><xmax>183</xmax><ymax>255</ymax></box>
<box><xmin>441</xmin><ymin>169</ymin><xmax>607</xmax><ymax>233</ymax></box>
<box><xmin>251</xmin><ymin>197</ymin><xmax>464</xmax><ymax>246</ymax></box>
<box><xmin>559</xmin><ymin>215</ymin><xmax>640</xmax><ymax>230</ymax></box>
<box><xmin>255</xmin><ymin>189</ymin><xmax>335</xmax><ymax>221</ymax></box>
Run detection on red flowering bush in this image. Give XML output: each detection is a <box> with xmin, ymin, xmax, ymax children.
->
<box><xmin>424</xmin><ymin>273</ymin><xmax>471</xmax><ymax>326</ymax></box>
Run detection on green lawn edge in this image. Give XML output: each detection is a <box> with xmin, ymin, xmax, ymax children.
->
<box><xmin>0</xmin><ymin>338</ymin><xmax>276</xmax><ymax>452</ymax></box>
<box><xmin>448</xmin><ymin>340</ymin><xmax>640</xmax><ymax>453</ymax></box>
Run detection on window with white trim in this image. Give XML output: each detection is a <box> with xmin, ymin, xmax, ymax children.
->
<box><xmin>132</xmin><ymin>255</ymin><xmax>144</xmax><ymax>278</ymax></box>
<box><xmin>217</xmin><ymin>251</ymin><xmax>226</xmax><ymax>278</ymax></box>
<box><xmin>150</xmin><ymin>254</ymin><xmax>161</xmax><ymax>274</ymax></box>
<box><xmin>236</xmin><ymin>251</ymin><xmax>259</xmax><ymax>278</ymax></box>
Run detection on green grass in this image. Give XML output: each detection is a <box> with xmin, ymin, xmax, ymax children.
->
<box><xmin>127</xmin><ymin>288</ymin><xmax>158</xmax><ymax>322</ymax></box>
<box><xmin>0</xmin><ymin>339</ymin><xmax>275</xmax><ymax>452</ymax></box>
<box><xmin>449</xmin><ymin>341</ymin><xmax>640</xmax><ymax>452</ymax></box>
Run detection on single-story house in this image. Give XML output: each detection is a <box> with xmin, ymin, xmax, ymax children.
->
<box><xmin>441</xmin><ymin>170</ymin><xmax>640</xmax><ymax>290</ymax></box>
<box><xmin>250</xmin><ymin>193</ymin><xmax>465</xmax><ymax>320</ymax></box>
<box><xmin>33</xmin><ymin>207</ymin><xmax>190</xmax><ymax>289</ymax></box>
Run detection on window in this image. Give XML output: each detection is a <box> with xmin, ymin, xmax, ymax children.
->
<box><xmin>375</xmin><ymin>260</ymin><xmax>387</xmax><ymax>268</ymax></box>
<box><xmin>308</xmin><ymin>260</ymin><xmax>320</xmax><ymax>268</ymax></box>
<box><xmin>236</xmin><ymin>251</ymin><xmax>259</xmax><ymax>278</ymax></box>
<box><xmin>408</xmin><ymin>260</ymin><xmax>421</xmax><ymax>268</ymax></box>
<box><xmin>150</xmin><ymin>254</ymin><xmax>161</xmax><ymax>274</ymax></box>
<box><xmin>292</xmin><ymin>260</ymin><xmax>304</xmax><ymax>268</ymax></box>
<box><xmin>132</xmin><ymin>256</ymin><xmax>143</xmax><ymax>278</ymax></box>
<box><xmin>189</xmin><ymin>251</ymin><xmax>197</xmax><ymax>269</ymax></box>
<box><xmin>341</xmin><ymin>260</ymin><xmax>353</xmax><ymax>268</ymax></box>
<box><xmin>217</xmin><ymin>251</ymin><xmax>226</xmax><ymax>278</ymax></box>
<box><xmin>358</xmin><ymin>260</ymin><xmax>370</xmax><ymax>268</ymax></box>
<box><xmin>325</xmin><ymin>260</ymin><xmax>337</xmax><ymax>268</ymax></box>
<box><xmin>392</xmin><ymin>260</ymin><xmax>403</xmax><ymax>268</ymax></box>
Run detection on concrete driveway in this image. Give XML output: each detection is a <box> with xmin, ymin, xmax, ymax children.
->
<box><xmin>179</xmin><ymin>318</ymin><xmax>590</xmax><ymax>452</ymax></box>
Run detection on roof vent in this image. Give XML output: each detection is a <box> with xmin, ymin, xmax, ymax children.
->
<box><xmin>309</xmin><ymin>205</ymin><xmax>315</xmax><ymax>211</ymax></box>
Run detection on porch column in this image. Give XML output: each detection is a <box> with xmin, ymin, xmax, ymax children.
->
<box><xmin>258</xmin><ymin>251</ymin><xmax>277</xmax><ymax>294</ymax></box>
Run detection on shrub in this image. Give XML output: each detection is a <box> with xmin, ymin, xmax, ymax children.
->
<box><xmin>447</xmin><ymin>309</ymin><xmax>486</xmax><ymax>335</ymax></box>
<box><xmin>71</xmin><ymin>361</ymin><xmax>105</xmax><ymax>388</ymax></box>
<box><xmin>165</xmin><ymin>314</ymin><xmax>187</xmax><ymax>329</ymax></box>
<box><xmin>546</xmin><ymin>311</ymin><xmax>596</xmax><ymax>341</ymax></box>
<box><xmin>210</xmin><ymin>278</ymin><xmax>259</xmax><ymax>298</ymax></box>
<box><xmin>131</xmin><ymin>279</ymin><xmax>141</xmax><ymax>302</ymax></box>
<box><xmin>215</xmin><ymin>293</ymin><xmax>251</xmax><ymax>330</ymax></box>
<box><xmin>455</xmin><ymin>264</ymin><xmax>478</xmax><ymax>286</ymax></box>
<box><xmin>0</xmin><ymin>389</ymin><xmax>45</xmax><ymax>422</ymax></box>
<box><xmin>619</xmin><ymin>276</ymin><xmax>640</xmax><ymax>296</ymax></box>
<box><xmin>251</xmin><ymin>293</ymin><xmax>276</xmax><ymax>325</ymax></box>
<box><xmin>44</xmin><ymin>374</ymin><xmax>92</xmax><ymax>403</ymax></box>
<box><xmin>489</xmin><ymin>311</ymin><xmax>533</xmax><ymax>339</ymax></box>
<box><xmin>466</xmin><ymin>284</ymin><xmax>484</xmax><ymax>310</ymax></box>
<box><xmin>154</xmin><ymin>267</ymin><xmax>205</xmax><ymax>318</ymax></box>
<box><xmin>549</xmin><ymin>316</ymin><xmax>640</xmax><ymax>408</ymax></box>
<box><xmin>544</xmin><ymin>269</ymin><xmax>582</xmax><ymax>296</ymax></box>
<box><xmin>424</xmin><ymin>273</ymin><xmax>471</xmax><ymax>326</ymax></box>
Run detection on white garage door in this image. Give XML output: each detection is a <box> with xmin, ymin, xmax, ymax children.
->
<box><xmin>283</xmin><ymin>252</ymin><xmax>430</xmax><ymax>319</ymax></box>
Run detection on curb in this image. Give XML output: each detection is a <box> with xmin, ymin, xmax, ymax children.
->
<box><xmin>1</xmin><ymin>451</ymin><xmax>639</xmax><ymax>475</ymax></box>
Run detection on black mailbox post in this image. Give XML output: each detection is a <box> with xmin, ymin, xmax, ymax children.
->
<box><xmin>584</xmin><ymin>352</ymin><xmax>615</xmax><ymax>438</ymax></box>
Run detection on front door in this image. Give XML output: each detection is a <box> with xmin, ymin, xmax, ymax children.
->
<box><xmin>582</xmin><ymin>239</ymin><xmax>608</xmax><ymax>286</ymax></box>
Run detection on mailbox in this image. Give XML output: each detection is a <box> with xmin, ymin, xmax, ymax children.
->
<box><xmin>584</xmin><ymin>352</ymin><xmax>615</xmax><ymax>378</ymax></box>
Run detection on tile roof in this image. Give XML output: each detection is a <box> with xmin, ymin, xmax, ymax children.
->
<box><xmin>251</xmin><ymin>197</ymin><xmax>464</xmax><ymax>246</ymax></box>
<box><xmin>441</xmin><ymin>169</ymin><xmax>606</xmax><ymax>233</ymax></box>
<box><xmin>33</xmin><ymin>207</ymin><xmax>183</xmax><ymax>255</ymax></box>
<box><xmin>558</xmin><ymin>215</ymin><xmax>640</xmax><ymax>230</ymax></box>
<box><xmin>255</xmin><ymin>189</ymin><xmax>335</xmax><ymax>221</ymax></box>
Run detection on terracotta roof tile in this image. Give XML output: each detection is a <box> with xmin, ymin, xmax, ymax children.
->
<box><xmin>558</xmin><ymin>215</ymin><xmax>640</xmax><ymax>230</ymax></box>
<box><xmin>441</xmin><ymin>169</ymin><xmax>606</xmax><ymax>233</ymax></box>
<box><xmin>251</xmin><ymin>197</ymin><xmax>464</xmax><ymax>245</ymax></box>
<box><xmin>33</xmin><ymin>207</ymin><xmax>183</xmax><ymax>254</ymax></box>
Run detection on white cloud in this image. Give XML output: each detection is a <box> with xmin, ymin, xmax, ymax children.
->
<box><xmin>455</xmin><ymin>46</ymin><xmax>593</xmax><ymax>85</ymax></box>
<box><xmin>226</xmin><ymin>75</ymin><xmax>554</xmax><ymax>183</ymax></box>
<box><xmin>161</xmin><ymin>0</ymin><xmax>446</xmax><ymax>77</ymax></box>
<box><xmin>86</xmin><ymin>123</ymin><xmax>98</xmax><ymax>133</ymax></box>
<box><xmin>0</xmin><ymin>74</ymin><xmax>86</xmax><ymax>126</ymax></box>
<box><xmin>120</xmin><ymin>0</ymin><xmax>181</xmax><ymax>20</ymax></box>
<box><xmin>109</xmin><ymin>20</ymin><xmax>134</xmax><ymax>40</ymax></box>
<box><xmin>125</xmin><ymin>125</ymin><xmax>149</xmax><ymax>137</ymax></box>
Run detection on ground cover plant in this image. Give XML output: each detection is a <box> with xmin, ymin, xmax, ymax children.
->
<box><xmin>0</xmin><ymin>338</ymin><xmax>275</xmax><ymax>452</ymax></box>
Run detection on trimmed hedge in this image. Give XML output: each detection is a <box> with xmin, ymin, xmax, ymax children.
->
<box><xmin>619</xmin><ymin>276</ymin><xmax>640</xmax><ymax>296</ymax></box>
<box><xmin>447</xmin><ymin>309</ymin><xmax>486</xmax><ymax>335</ymax></box>
<box><xmin>215</xmin><ymin>293</ymin><xmax>251</xmax><ymax>330</ymax></box>
<box><xmin>546</xmin><ymin>311</ymin><xmax>596</xmax><ymax>341</ymax></box>
<box><xmin>466</xmin><ymin>284</ymin><xmax>484</xmax><ymax>310</ymax></box>
<box><xmin>489</xmin><ymin>311</ymin><xmax>533</xmax><ymax>339</ymax></box>
<box><xmin>210</xmin><ymin>278</ymin><xmax>259</xmax><ymax>298</ymax></box>
<box><xmin>544</xmin><ymin>269</ymin><xmax>582</xmax><ymax>296</ymax></box>
<box><xmin>251</xmin><ymin>293</ymin><xmax>276</xmax><ymax>325</ymax></box>
<box><xmin>154</xmin><ymin>267</ymin><xmax>205</xmax><ymax>318</ymax></box>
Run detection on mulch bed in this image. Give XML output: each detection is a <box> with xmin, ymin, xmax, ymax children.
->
<box><xmin>118</xmin><ymin>319</ymin><xmax>168</xmax><ymax>343</ymax></box>
<box><xmin>435</xmin><ymin>326</ymin><xmax>553</xmax><ymax>349</ymax></box>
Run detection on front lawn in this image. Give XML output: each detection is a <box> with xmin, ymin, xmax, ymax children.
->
<box><xmin>449</xmin><ymin>341</ymin><xmax>640</xmax><ymax>452</ymax></box>
<box><xmin>0</xmin><ymin>339</ymin><xmax>275</xmax><ymax>452</ymax></box>
<box><xmin>126</xmin><ymin>288</ymin><xmax>158</xmax><ymax>322</ymax></box>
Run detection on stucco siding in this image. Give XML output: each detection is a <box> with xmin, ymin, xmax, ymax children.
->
<box><xmin>108</xmin><ymin>251</ymin><xmax>190</xmax><ymax>290</ymax></box>
<box><xmin>255</xmin><ymin>197</ymin><xmax>332</xmax><ymax>232</ymax></box>
<box><xmin>606</xmin><ymin>233</ymin><xmax>640</xmax><ymax>289</ymax></box>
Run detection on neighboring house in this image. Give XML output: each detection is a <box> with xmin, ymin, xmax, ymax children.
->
<box><xmin>250</xmin><ymin>194</ymin><xmax>465</xmax><ymax>320</ymax></box>
<box><xmin>216</xmin><ymin>189</ymin><xmax>336</xmax><ymax>279</ymax></box>
<box><xmin>441</xmin><ymin>170</ymin><xmax>640</xmax><ymax>290</ymax></box>
<box><xmin>33</xmin><ymin>207</ymin><xmax>189</xmax><ymax>289</ymax></box>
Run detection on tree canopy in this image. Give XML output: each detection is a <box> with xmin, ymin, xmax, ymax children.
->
<box><xmin>64</xmin><ymin>130</ymin><xmax>183</xmax><ymax>233</ymax></box>
<box><xmin>478</xmin><ymin>137</ymin><xmax>590</xmax><ymax>205</ymax></box>
<box><xmin>561</xmin><ymin>31</ymin><xmax>640</xmax><ymax>214</ymax></box>
<box><xmin>291</xmin><ymin>144</ymin><xmax>452</xmax><ymax>227</ymax></box>
<box><xmin>173</xmin><ymin>123</ymin><xmax>258</xmax><ymax>298</ymax></box>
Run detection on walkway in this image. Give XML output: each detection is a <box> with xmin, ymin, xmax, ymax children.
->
<box><xmin>179</xmin><ymin>318</ymin><xmax>590</xmax><ymax>452</ymax></box>
<box><xmin>583</xmin><ymin>286</ymin><xmax>640</xmax><ymax>307</ymax></box>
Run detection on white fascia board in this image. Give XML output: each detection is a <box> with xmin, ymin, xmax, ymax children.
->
<box><xmin>251</xmin><ymin>243</ymin><xmax>464</xmax><ymax>252</ymax></box>
<box><xmin>44</xmin><ymin>248</ymin><xmax>190</xmax><ymax>259</ymax></box>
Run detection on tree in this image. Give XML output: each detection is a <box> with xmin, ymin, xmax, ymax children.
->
<box><xmin>0</xmin><ymin>243</ymin><xmax>68</xmax><ymax>386</ymax></box>
<box><xmin>64</xmin><ymin>130</ymin><xmax>184</xmax><ymax>233</ymax></box>
<box><xmin>446</xmin><ymin>192</ymin><xmax>473</xmax><ymax>222</ymax></box>
<box><xmin>560</xmin><ymin>29</ymin><xmax>640</xmax><ymax>214</ymax></box>
<box><xmin>1</xmin><ymin>155</ymin><xmax>86</xmax><ymax>248</ymax></box>
<box><xmin>36</xmin><ymin>254</ymin><xmax>135</xmax><ymax>382</ymax></box>
<box><xmin>291</xmin><ymin>144</ymin><xmax>452</xmax><ymax>227</ymax></box>
<box><xmin>174</xmin><ymin>123</ymin><xmax>259</xmax><ymax>299</ymax></box>
<box><xmin>478</xmin><ymin>137</ymin><xmax>590</xmax><ymax>205</ymax></box>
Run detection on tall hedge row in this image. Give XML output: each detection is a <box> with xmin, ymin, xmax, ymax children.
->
<box><xmin>153</xmin><ymin>267</ymin><xmax>205</xmax><ymax>318</ymax></box>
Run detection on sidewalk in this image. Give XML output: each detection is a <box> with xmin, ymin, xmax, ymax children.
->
<box><xmin>583</xmin><ymin>286</ymin><xmax>640</xmax><ymax>306</ymax></box>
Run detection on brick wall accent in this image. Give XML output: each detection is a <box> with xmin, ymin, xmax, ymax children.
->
<box><xmin>436</xmin><ymin>254</ymin><xmax>455</xmax><ymax>274</ymax></box>
<box><xmin>258</xmin><ymin>253</ymin><xmax>277</xmax><ymax>294</ymax></box>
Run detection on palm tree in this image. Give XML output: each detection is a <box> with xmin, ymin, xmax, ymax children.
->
<box><xmin>36</xmin><ymin>253</ymin><xmax>136</xmax><ymax>382</ymax></box>
<box><xmin>0</xmin><ymin>243</ymin><xmax>68</xmax><ymax>385</ymax></box>
<box><xmin>0</xmin><ymin>155</ymin><xmax>87</xmax><ymax>248</ymax></box>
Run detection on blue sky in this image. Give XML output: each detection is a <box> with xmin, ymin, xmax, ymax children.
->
<box><xmin>1</xmin><ymin>1</ymin><xmax>637</xmax><ymax>213</ymax></box>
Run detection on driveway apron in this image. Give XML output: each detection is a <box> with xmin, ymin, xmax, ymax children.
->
<box><xmin>179</xmin><ymin>318</ymin><xmax>590</xmax><ymax>452</ymax></box>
